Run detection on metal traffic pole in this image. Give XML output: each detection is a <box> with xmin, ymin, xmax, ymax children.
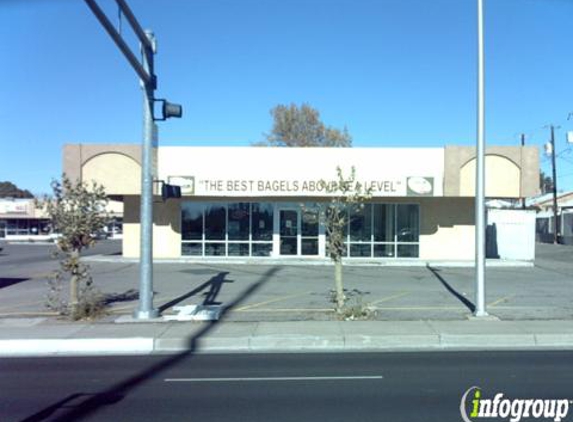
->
<box><xmin>135</xmin><ymin>30</ymin><xmax>159</xmax><ymax>319</ymax></box>
<box><xmin>474</xmin><ymin>0</ymin><xmax>488</xmax><ymax>317</ymax></box>
<box><xmin>84</xmin><ymin>0</ymin><xmax>181</xmax><ymax>319</ymax></box>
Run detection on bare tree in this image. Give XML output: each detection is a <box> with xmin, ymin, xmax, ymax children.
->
<box><xmin>321</xmin><ymin>167</ymin><xmax>371</xmax><ymax>312</ymax></box>
<box><xmin>41</xmin><ymin>175</ymin><xmax>109</xmax><ymax>320</ymax></box>
<box><xmin>258</xmin><ymin>103</ymin><xmax>352</xmax><ymax>147</ymax></box>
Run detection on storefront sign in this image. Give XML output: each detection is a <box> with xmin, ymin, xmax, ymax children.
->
<box><xmin>0</xmin><ymin>200</ymin><xmax>31</xmax><ymax>215</ymax></box>
<box><xmin>160</xmin><ymin>147</ymin><xmax>443</xmax><ymax>198</ymax></box>
<box><xmin>168</xmin><ymin>176</ymin><xmax>434</xmax><ymax>197</ymax></box>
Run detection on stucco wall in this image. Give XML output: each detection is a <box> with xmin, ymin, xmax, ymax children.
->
<box><xmin>123</xmin><ymin>196</ymin><xmax>182</xmax><ymax>258</ymax></box>
<box><xmin>459</xmin><ymin>155</ymin><xmax>521</xmax><ymax>198</ymax></box>
<box><xmin>444</xmin><ymin>145</ymin><xmax>539</xmax><ymax>198</ymax></box>
<box><xmin>419</xmin><ymin>197</ymin><xmax>475</xmax><ymax>260</ymax></box>
<box><xmin>62</xmin><ymin>144</ymin><xmax>145</xmax><ymax>196</ymax></box>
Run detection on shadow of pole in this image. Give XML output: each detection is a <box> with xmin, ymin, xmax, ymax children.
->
<box><xmin>27</xmin><ymin>266</ymin><xmax>281</xmax><ymax>422</ymax></box>
<box><xmin>426</xmin><ymin>264</ymin><xmax>475</xmax><ymax>313</ymax></box>
<box><xmin>157</xmin><ymin>271</ymin><xmax>232</xmax><ymax>313</ymax></box>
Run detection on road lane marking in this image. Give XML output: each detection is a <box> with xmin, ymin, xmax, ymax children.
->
<box><xmin>165</xmin><ymin>375</ymin><xmax>383</xmax><ymax>382</ymax></box>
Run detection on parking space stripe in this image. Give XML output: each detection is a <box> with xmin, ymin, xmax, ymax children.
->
<box><xmin>488</xmin><ymin>295</ymin><xmax>514</xmax><ymax>307</ymax></box>
<box><xmin>234</xmin><ymin>291</ymin><xmax>313</xmax><ymax>311</ymax></box>
<box><xmin>370</xmin><ymin>291</ymin><xmax>410</xmax><ymax>306</ymax></box>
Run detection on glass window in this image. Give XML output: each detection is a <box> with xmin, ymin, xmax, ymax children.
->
<box><xmin>39</xmin><ymin>220</ymin><xmax>51</xmax><ymax>234</ymax></box>
<box><xmin>374</xmin><ymin>244</ymin><xmax>395</xmax><ymax>257</ymax></box>
<box><xmin>181</xmin><ymin>203</ymin><xmax>203</xmax><ymax>240</ymax></box>
<box><xmin>252</xmin><ymin>203</ymin><xmax>273</xmax><ymax>241</ymax></box>
<box><xmin>301</xmin><ymin>208</ymin><xmax>319</xmax><ymax>237</ymax></box>
<box><xmin>29</xmin><ymin>221</ymin><xmax>40</xmax><ymax>235</ymax></box>
<box><xmin>228</xmin><ymin>203</ymin><xmax>250</xmax><ymax>240</ymax></box>
<box><xmin>252</xmin><ymin>243</ymin><xmax>272</xmax><ymax>257</ymax></box>
<box><xmin>204</xmin><ymin>203</ymin><xmax>226</xmax><ymax>240</ymax></box>
<box><xmin>373</xmin><ymin>204</ymin><xmax>394</xmax><ymax>242</ymax></box>
<box><xmin>349</xmin><ymin>204</ymin><xmax>372</xmax><ymax>242</ymax></box>
<box><xmin>205</xmin><ymin>242</ymin><xmax>226</xmax><ymax>256</ymax></box>
<box><xmin>182</xmin><ymin>242</ymin><xmax>202</xmax><ymax>256</ymax></box>
<box><xmin>397</xmin><ymin>204</ymin><xmax>419</xmax><ymax>242</ymax></box>
<box><xmin>350</xmin><ymin>243</ymin><xmax>371</xmax><ymax>257</ymax></box>
<box><xmin>301</xmin><ymin>239</ymin><xmax>318</xmax><ymax>255</ymax></box>
<box><xmin>228</xmin><ymin>243</ymin><xmax>249</xmax><ymax>256</ymax></box>
<box><xmin>280</xmin><ymin>238</ymin><xmax>297</xmax><ymax>255</ymax></box>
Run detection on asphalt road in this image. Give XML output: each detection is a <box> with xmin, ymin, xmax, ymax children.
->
<box><xmin>2</xmin><ymin>351</ymin><xmax>573</xmax><ymax>422</ymax></box>
<box><xmin>0</xmin><ymin>240</ymin><xmax>121</xmax><ymax>279</ymax></box>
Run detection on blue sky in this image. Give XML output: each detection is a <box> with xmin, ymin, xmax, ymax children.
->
<box><xmin>1</xmin><ymin>0</ymin><xmax>573</xmax><ymax>195</ymax></box>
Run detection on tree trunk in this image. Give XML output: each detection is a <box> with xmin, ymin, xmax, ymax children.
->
<box><xmin>69</xmin><ymin>249</ymin><xmax>80</xmax><ymax>318</ymax></box>
<box><xmin>334</xmin><ymin>259</ymin><xmax>344</xmax><ymax>312</ymax></box>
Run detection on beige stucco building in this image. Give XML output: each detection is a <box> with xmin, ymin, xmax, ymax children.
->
<box><xmin>63</xmin><ymin>144</ymin><xmax>539</xmax><ymax>261</ymax></box>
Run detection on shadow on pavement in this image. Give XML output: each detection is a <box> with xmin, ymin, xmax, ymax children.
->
<box><xmin>157</xmin><ymin>271</ymin><xmax>232</xmax><ymax>312</ymax></box>
<box><xmin>0</xmin><ymin>277</ymin><xmax>29</xmax><ymax>290</ymax></box>
<box><xmin>20</xmin><ymin>266</ymin><xmax>281</xmax><ymax>422</ymax></box>
<box><xmin>426</xmin><ymin>265</ymin><xmax>475</xmax><ymax>312</ymax></box>
<box><xmin>102</xmin><ymin>289</ymin><xmax>139</xmax><ymax>306</ymax></box>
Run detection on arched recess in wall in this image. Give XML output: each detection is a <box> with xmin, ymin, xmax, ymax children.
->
<box><xmin>459</xmin><ymin>155</ymin><xmax>521</xmax><ymax>197</ymax></box>
<box><xmin>82</xmin><ymin>153</ymin><xmax>141</xmax><ymax>195</ymax></box>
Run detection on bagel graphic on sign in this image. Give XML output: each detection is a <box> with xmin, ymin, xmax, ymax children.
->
<box><xmin>407</xmin><ymin>177</ymin><xmax>434</xmax><ymax>196</ymax></box>
<box><xmin>168</xmin><ymin>176</ymin><xmax>195</xmax><ymax>195</ymax></box>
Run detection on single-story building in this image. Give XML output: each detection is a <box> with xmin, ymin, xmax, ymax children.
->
<box><xmin>63</xmin><ymin>144</ymin><xmax>539</xmax><ymax>261</ymax></box>
<box><xmin>528</xmin><ymin>191</ymin><xmax>573</xmax><ymax>245</ymax></box>
<box><xmin>0</xmin><ymin>198</ymin><xmax>51</xmax><ymax>240</ymax></box>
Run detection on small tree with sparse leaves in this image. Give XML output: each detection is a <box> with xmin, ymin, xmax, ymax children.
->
<box><xmin>41</xmin><ymin>175</ymin><xmax>109</xmax><ymax>320</ymax></box>
<box><xmin>321</xmin><ymin>167</ymin><xmax>372</xmax><ymax>313</ymax></box>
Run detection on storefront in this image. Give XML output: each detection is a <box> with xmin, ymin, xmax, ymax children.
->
<box><xmin>179</xmin><ymin>201</ymin><xmax>420</xmax><ymax>258</ymax></box>
<box><xmin>63</xmin><ymin>144</ymin><xmax>540</xmax><ymax>261</ymax></box>
<box><xmin>0</xmin><ymin>198</ymin><xmax>51</xmax><ymax>240</ymax></box>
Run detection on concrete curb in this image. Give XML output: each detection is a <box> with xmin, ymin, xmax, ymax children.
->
<box><xmin>0</xmin><ymin>338</ymin><xmax>154</xmax><ymax>357</ymax></box>
<box><xmin>2</xmin><ymin>320</ymin><xmax>573</xmax><ymax>357</ymax></box>
<box><xmin>84</xmin><ymin>255</ymin><xmax>534</xmax><ymax>268</ymax></box>
<box><xmin>2</xmin><ymin>335</ymin><xmax>572</xmax><ymax>357</ymax></box>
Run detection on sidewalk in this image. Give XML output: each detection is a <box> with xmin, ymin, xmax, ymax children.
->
<box><xmin>2</xmin><ymin>317</ymin><xmax>573</xmax><ymax>357</ymax></box>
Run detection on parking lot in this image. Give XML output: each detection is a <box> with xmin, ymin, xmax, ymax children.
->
<box><xmin>0</xmin><ymin>240</ymin><xmax>571</xmax><ymax>321</ymax></box>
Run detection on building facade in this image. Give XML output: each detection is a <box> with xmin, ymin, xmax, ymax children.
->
<box><xmin>529</xmin><ymin>191</ymin><xmax>573</xmax><ymax>245</ymax></box>
<box><xmin>63</xmin><ymin>144</ymin><xmax>539</xmax><ymax>261</ymax></box>
<box><xmin>0</xmin><ymin>198</ymin><xmax>51</xmax><ymax>240</ymax></box>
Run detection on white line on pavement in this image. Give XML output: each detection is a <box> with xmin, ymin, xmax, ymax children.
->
<box><xmin>165</xmin><ymin>376</ymin><xmax>384</xmax><ymax>382</ymax></box>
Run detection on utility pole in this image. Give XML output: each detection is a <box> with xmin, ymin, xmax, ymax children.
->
<box><xmin>549</xmin><ymin>125</ymin><xmax>560</xmax><ymax>244</ymax></box>
<box><xmin>521</xmin><ymin>133</ymin><xmax>526</xmax><ymax>209</ymax></box>
<box><xmin>85</xmin><ymin>0</ymin><xmax>182</xmax><ymax>319</ymax></box>
<box><xmin>474</xmin><ymin>0</ymin><xmax>487</xmax><ymax>317</ymax></box>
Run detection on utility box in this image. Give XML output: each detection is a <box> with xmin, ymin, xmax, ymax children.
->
<box><xmin>487</xmin><ymin>209</ymin><xmax>536</xmax><ymax>261</ymax></box>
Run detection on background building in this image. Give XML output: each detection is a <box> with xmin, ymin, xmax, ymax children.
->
<box><xmin>0</xmin><ymin>198</ymin><xmax>51</xmax><ymax>241</ymax></box>
<box><xmin>528</xmin><ymin>191</ymin><xmax>573</xmax><ymax>245</ymax></box>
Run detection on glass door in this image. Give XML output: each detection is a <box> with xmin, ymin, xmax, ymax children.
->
<box><xmin>279</xmin><ymin>209</ymin><xmax>298</xmax><ymax>255</ymax></box>
<box><xmin>0</xmin><ymin>221</ymin><xmax>5</xmax><ymax>238</ymax></box>
<box><xmin>301</xmin><ymin>208</ymin><xmax>319</xmax><ymax>255</ymax></box>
